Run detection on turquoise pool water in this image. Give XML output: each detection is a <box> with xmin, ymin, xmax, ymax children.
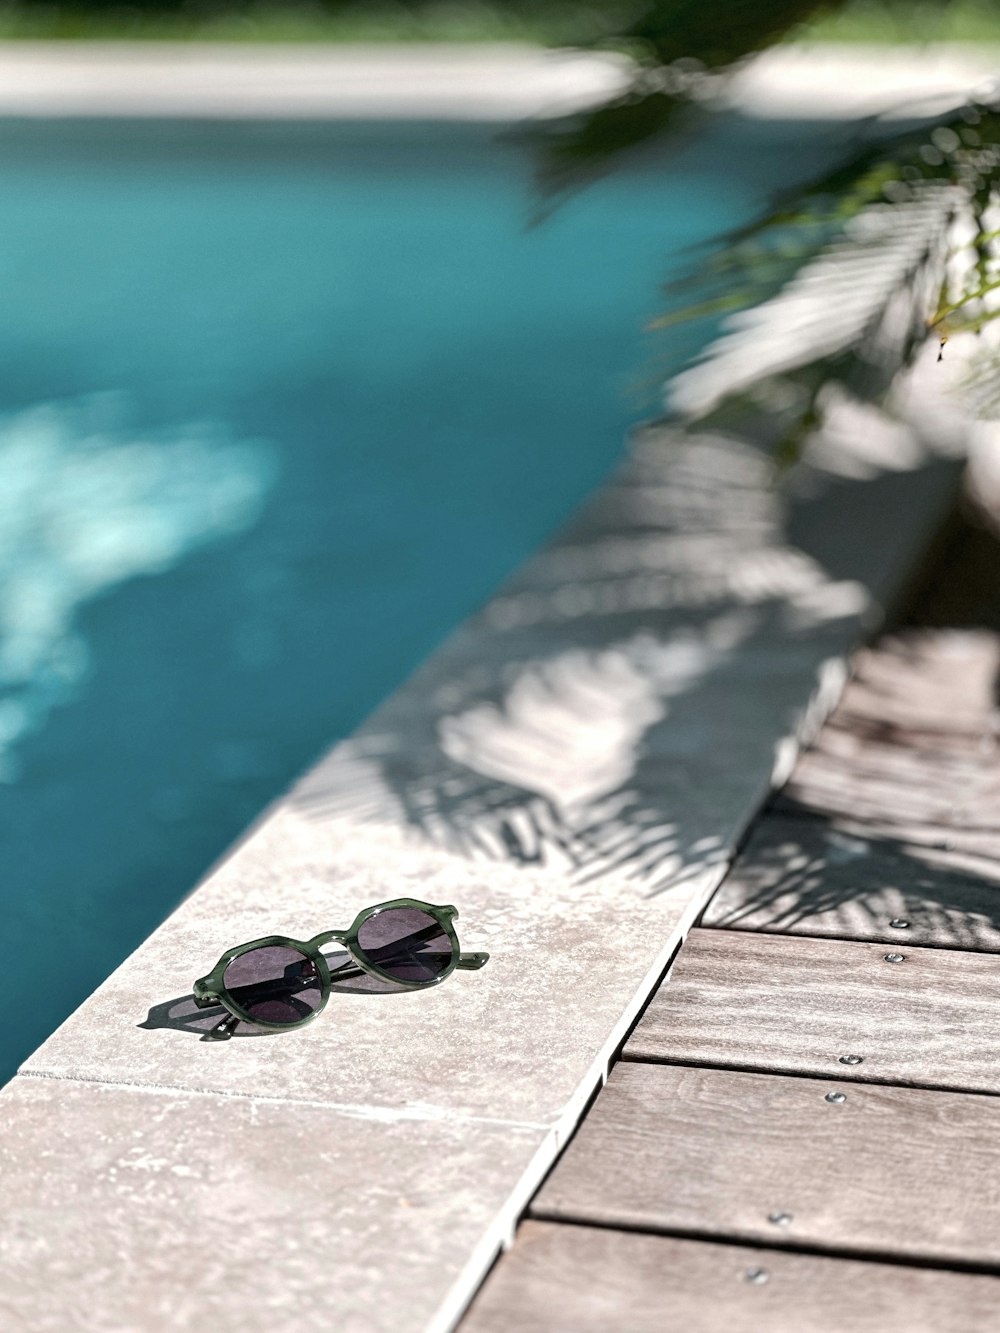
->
<box><xmin>0</xmin><ymin>112</ymin><xmax>848</xmax><ymax>1082</ymax></box>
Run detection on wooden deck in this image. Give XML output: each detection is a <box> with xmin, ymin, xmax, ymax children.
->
<box><xmin>462</xmin><ymin>508</ymin><xmax>1000</xmax><ymax>1330</ymax></box>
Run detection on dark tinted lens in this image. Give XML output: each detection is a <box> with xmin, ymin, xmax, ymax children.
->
<box><xmin>223</xmin><ymin>945</ymin><xmax>322</xmax><ymax>1026</ymax></box>
<box><xmin>356</xmin><ymin>907</ymin><xmax>453</xmax><ymax>982</ymax></box>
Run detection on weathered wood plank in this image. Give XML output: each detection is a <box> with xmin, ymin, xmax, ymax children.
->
<box><xmin>770</xmin><ymin>631</ymin><xmax>1000</xmax><ymax>831</ymax></box>
<box><xmin>703</xmin><ymin>814</ymin><xmax>1000</xmax><ymax>950</ymax></box>
<box><xmin>531</xmin><ymin>1062</ymin><xmax>1000</xmax><ymax>1267</ymax></box>
<box><xmin>833</xmin><ymin>631</ymin><xmax>1000</xmax><ymax>741</ymax></box>
<box><xmin>776</xmin><ymin>723</ymin><xmax>1000</xmax><ymax>830</ymax></box>
<box><xmin>625</xmin><ymin>928</ymin><xmax>1000</xmax><ymax>1094</ymax></box>
<box><xmin>464</xmin><ymin>1221</ymin><xmax>1000</xmax><ymax>1333</ymax></box>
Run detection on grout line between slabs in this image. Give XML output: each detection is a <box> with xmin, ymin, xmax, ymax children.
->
<box><xmin>13</xmin><ymin>1068</ymin><xmax>552</xmax><ymax>1132</ymax></box>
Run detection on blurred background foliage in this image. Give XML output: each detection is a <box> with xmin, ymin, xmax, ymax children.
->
<box><xmin>0</xmin><ymin>0</ymin><xmax>996</xmax><ymax>43</ymax></box>
<box><xmin>507</xmin><ymin>0</ymin><xmax>999</xmax><ymax>456</ymax></box>
<box><xmin>10</xmin><ymin>0</ymin><xmax>997</xmax><ymax>455</ymax></box>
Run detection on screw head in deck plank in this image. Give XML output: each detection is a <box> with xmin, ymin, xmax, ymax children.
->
<box><xmin>463</xmin><ymin>1221</ymin><xmax>1000</xmax><ymax>1333</ymax></box>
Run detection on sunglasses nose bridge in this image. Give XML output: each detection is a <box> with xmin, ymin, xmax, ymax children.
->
<box><xmin>310</xmin><ymin>929</ymin><xmax>347</xmax><ymax>950</ymax></box>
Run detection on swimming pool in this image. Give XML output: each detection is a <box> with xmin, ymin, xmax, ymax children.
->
<box><xmin>0</xmin><ymin>110</ymin><xmax>852</xmax><ymax>1082</ymax></box>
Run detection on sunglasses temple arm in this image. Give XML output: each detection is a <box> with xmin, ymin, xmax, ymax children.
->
<box><xmin>456</xmin><ymin>951</ymin><xmax>490</xmax><ymax>971</ymax></box>
<box><xmin>201</xmin><ymin>1011</ymin><xmax>240</xmax><ymax>1042</ymax></box>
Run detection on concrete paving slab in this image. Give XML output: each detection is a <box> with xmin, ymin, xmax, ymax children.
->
<box><xmin>0</xmin><ymin>1074</ymin><xmax>550</xmax><ymax>1333</ymax></box>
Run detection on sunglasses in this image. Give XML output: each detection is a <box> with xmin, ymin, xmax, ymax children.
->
<box><xmin>192</xmin><ymin>897</ymin><xmax>489</xmax><ymax>1037</ymax></box>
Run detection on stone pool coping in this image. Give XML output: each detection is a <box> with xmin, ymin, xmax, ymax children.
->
<box><xmin>0</xmin><ymin>43</ymin><xmax>993</xmax><ymax>1333</ymax></box>
<box><xmin>0</xmin><ymin>42</ymin><xmax>631</xmax><ymax>120</ymax></box>
<box><xmin>0</xmin><ymin>41</ymin><xmax>994</xmax><ymax>121</ymax></box>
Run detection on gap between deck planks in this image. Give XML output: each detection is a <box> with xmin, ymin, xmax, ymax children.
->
<box><xmin>704</xmin><ymin>630</ymin><xmax>1000</xmax><ymax>948</ymax></box>
<box><xmin>462</xmin><ymin>1221</ymin><xmax>1000</xmax><ymax>1333</ymax></box>
<box><xmin>624</xmin><ymin>927</ymin><xmax>1000</xmax><ymax>1095</ymax></box>
<box><xmin>702</xmin><ymin>812</ymin><xmax>1000</xmax><ymax>951</ymax></box>
<box><xmin>530</xmin><ymin>1062</ymin><xmax>1000</xmax><ymax>1270</ymax></box>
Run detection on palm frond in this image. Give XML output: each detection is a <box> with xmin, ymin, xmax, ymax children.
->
<box><xmin>656</xmin><ymin>95</ymin><xmax>1000</xmax><ymax>458</ymax></box>
<box><xmin>529</xmin><ymin>0</ymin><xmax>847</xmax><ymax>202</ymax></box>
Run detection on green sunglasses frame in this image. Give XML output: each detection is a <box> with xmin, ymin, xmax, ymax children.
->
<box><xmin>192</xmin><ymin>897</ymin><xmax>489</xmax><ymax>1035</ymax></box>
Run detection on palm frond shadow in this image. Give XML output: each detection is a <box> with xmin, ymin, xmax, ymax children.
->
<box><xmin>289</xmin><ymin>420</ymin><xmax>962</xmax><ymax>899</ymax></box>
<box><xmin>707</xmin><ymin>800</ymin><xmax>1000</xmax><ymax>950</ymax></box>
<box><xmin>708</xmin><ymin>590</ymin><xmax>1000</xmax><ymax>946</ymax></box>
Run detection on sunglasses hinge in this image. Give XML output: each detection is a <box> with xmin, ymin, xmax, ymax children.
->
<box><xmin>192</xmin><ymin>978</ymin><xmax>220</xmax><ymax>1009</ymax></box>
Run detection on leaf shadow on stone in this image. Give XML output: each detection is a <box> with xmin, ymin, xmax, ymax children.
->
<box><xmin>288</xmin><ymin>421</ymin><xmax>962</xmax><ymax>902</ymax></box>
